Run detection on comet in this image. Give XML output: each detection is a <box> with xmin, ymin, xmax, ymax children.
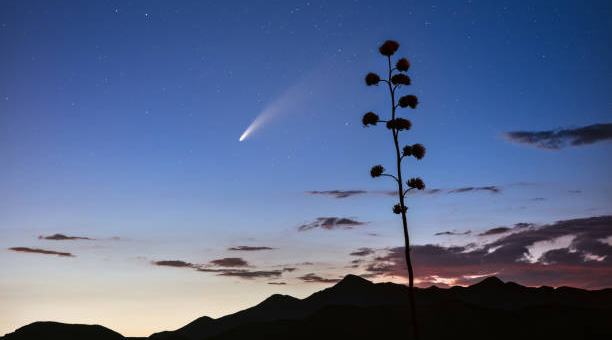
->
<box><xmin>239</xmin><ymin>75</ymin><xmax>316</xmax><ymax>142</ymax></box>
<box><xmin>239</xmin><ymin>103</ymin><xmax>280</xmax><ymax>141</ymax></box>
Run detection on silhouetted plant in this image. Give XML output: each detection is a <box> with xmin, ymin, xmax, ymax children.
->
<box><xmin>362</xmin><ymin>40</ymin><xmax>425</xmax><ymax>340</ymax></box>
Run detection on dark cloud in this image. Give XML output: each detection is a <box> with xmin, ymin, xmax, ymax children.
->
<box><xmin>298</xmin><ymin>273</ymin><xmax>341</xmax><ymax>283</ymax></box>
<box><xmin>447</xmin><ymin>186</ymin><xmax>501</xmax><ymax>194</ymax></box>
<box><xmin>228</xmin><ymin>246</ymin><xmax>275</xmax><ymax>251</ymax></box>
<box><xmin>210</xmin><ymin>257</ymin><xmax>249</xmax><ymax>267</ymax></box>
<box><xmin>434</xmin><ymin>230</ymin><xmax>471</xmax><ymax>236</ymax></box>
<box><xmin>298</xmin><ymin>217</ymin><xmax>366</xmax><ymax>231</ymax></box>
<box><xmin>9</xmin><ymin>247</ymin><xmax>74</xmax><ymax>257</ymax></box>
<box><xmin>363</xmin><ymin>216</ymin><xmax>612</xmax><ymax>289</ymax></box>
<box><xmin>569</xmin><ymin>190</ymin><xmax>582</xmax><ymax>194</ymax></box>
<box><xmin>38</xmin><ymin>233</ymin><xmax>92</xmax><ymax>241</ymax></box>
<box><xmin>268</xmin><ymin>282</ymin><xmax>287</xmax><ymax>285</ymax></box>
<box><xmin>151</xmin><ymin>258</ymin><xmax>286</xmax><ymax>280</ymax></box>
<box><xmin>479</xmin><ymin>227</ymin><xmax>512</xmax><ymax>236</ymax></box>
<box><xmin>283</xmin><ymin>267</ymin><xmax>296</xmax><ymax>272</ymax></box>
<box><xmin>479</xmin><ymin>222</ymin><xmax>533</xmax><ymax>236</ymax></box>
<box><xmin>530</xmin><ymin>198</ymin><xmax>546</xmax><ymax>201</ymax></box>
<box><xmin>350</xmin><ymin>247</ymin><xmax>375</xmax><ymax>256</ymax></box>
<box><xmin>218</xmin><ymin>270</ymin><xmax>282</xmax><ymax>279</ymax></box>
<box><xmin>152</xmin><ymin>260</ymin><xmax>196</xmax><ymax>268</ymax></box>
<box><xmin>504</xmin><ymin>123</ymin><xmax>612</xmax><ymax>150</ymax></box>
<box><xmin>311</xmin><ymin>186</ymin><xmax>501</xmax><ymax>199</ymax></box>
<box><xmin>305</xmin><ymin>190</ymin><xmax>367</xmax><ymax>198</ymax></box>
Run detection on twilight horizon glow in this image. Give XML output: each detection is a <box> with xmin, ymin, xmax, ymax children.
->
<box><xmin>1</xmin><ymin>0</ymin><xmax>611</xmax><ymax>337</ymax></box>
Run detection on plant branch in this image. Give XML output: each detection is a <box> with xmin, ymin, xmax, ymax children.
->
<box><xmin>380</xmin><ymin>173</ymin><xmax>399</xmax><ymax>182</ymax></box>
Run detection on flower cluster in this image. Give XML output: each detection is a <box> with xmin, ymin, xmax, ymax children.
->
<box><xmin>365</xmin><ymin>73</ymin><xmax>380</xmax><ymax>86</ymax></box>
<box><xmin>379</xmin><ymin>40</ymin><xmax>399</xmax><ymax>56</ymax></box>
<box><xmin>362</xmin><ymin>112</ymin><xmax>379</xmax><ymax>126</ymax></box>
<box><xmin>410</xmin><ymin>143</ymin><xmax>426</xmax><ymax>159</ymax></box>
<box><xmin>370</xmin><ymin>165</ymin><xmax>384</xmax><ymax>178</ymax></box>
<box><xmin>386</xmin><ymin>118</ymin><xmax>412</xmax><ymax>131</ymax></box>
<box><xmin>398</xmin><ymin>95</ymin><xmax>418</xmax><ymax>109</ymax></box>
<box><xmin>393</xmin><ymin>204</ymin><xmax>407</xmax><ymax>214</ymax></box>
<box><xmin>403</xmin><ymin>143</ymin><xmax>425</xmax><ymax>159</ymax></box>
<box><xmin>396</xmin><ymin>58</ymin><xmax>410</xmax><ymax>72</ymax></box>
<box><xmin>391</xmin><ymin>74</ymin><xmax>411</xmax><ymax>86</ymax></box>
<box><xmin>407</xmin><ymin>177</ymin><xmax>425</xmax><ymax>190</ymax></box>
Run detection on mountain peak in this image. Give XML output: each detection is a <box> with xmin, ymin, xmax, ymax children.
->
<box><xmin>334</xmin><ymin>274</ymin><xmax>373</xmax><ymax>288</ymax></box>
<box><xmin>259</xmin><ymin>294</ymin><xmax>299</xmax><ymax>306</ymax></box>
<box><xmin>471</xmin><ymin>276</ymin><xmax>504</xmax><ymax>288</ymax></box>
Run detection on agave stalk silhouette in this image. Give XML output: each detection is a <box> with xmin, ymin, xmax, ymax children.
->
<box><xmin>363</xmin><ymin>40</ymin><xmax>425</xmax><ymax>340</ymax></box>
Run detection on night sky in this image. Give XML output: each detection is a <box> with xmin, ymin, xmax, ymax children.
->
<box><xmin>1</xmin><ymin>0</ymin><xmax>611</xmax><ymax>337</ymax></box>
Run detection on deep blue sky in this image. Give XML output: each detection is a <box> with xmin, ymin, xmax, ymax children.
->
<box><xmin>1</xmin><ymin>0</ymin><xmax>611</xmax><ymax>336</ymax></box>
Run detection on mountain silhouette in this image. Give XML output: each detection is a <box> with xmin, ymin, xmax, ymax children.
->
<box><xmin>0</xmin><ymin>321</ymin><xmax>124</xmax><ymax>340</ymax></box>
<box><xmin>3</xmin><ymin>275</ymin><xmax>611</xmax><ymax>340</ymax></box>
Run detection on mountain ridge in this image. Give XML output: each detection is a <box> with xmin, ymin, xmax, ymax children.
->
<box><xmin>3</xmin><ymin>275</ymin><xmax>611</xmax><ymax>340</ymax></box>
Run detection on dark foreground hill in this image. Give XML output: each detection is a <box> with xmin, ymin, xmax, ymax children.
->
<box><xmin>3</xmin><ymin>275</ymin><xmax>611</xmax><ymax>340</ymax></box>
<box><xmin>0</xmin><ymin>321</ymin><xmax>125</xmax><ymax>340</ymax></box>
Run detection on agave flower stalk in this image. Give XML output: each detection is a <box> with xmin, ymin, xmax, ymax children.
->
<box><xmin>362</xmin><ymin>40</ymin><xmax>426</xmax><ymax>340</ymax></box>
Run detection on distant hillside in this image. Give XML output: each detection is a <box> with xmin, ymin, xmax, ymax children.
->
<box><xmin>150</xmin><ymin>275</ymin><xmax>612</xmax><ymax>340</ymax></box>
<box><xmin>3</xmin><ymin>275</ymin><xmax>611</xmax><ymax>340</ymax></box>
<box><xmin>0</xmin><ymin>321</ymin><xmax>124</xmax><ymax>340</ymax></box>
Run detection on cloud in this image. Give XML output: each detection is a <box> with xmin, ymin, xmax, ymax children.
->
<box><xmin>350</xmin><ymin>247</ymin><xmax>375</xmax><ymax>256</ymax></box>
<box><xmin>9</xmin><ymin>247</ymin><xmax>74</xmax><ymax>257</ymax></box>
<box><xmin>151</xmin><ymin>257</ymin><xmax>287</xmax><ymax>280</ymax></box>
<box><xmin>305</xmin><ymin>190</ymin><xmax>368</xmax><ymax>199</ymax></box>
<box><xmin>152</xmin><ymin>260</ymin><xmax>196</xmax><ymax>268</ymax></box>
<box><xmin>447</xmin><ymin>186</ymin><xmax>501</xmax><ymax>194</ymax></box>
<box><xmin>228</xmin><ymin>246</ymin><xmax>275</xmax><ymax>251</ymax></box>
<box><xmin>504</xmin><ymin>123</ymin><xmax>612</xmax><ymax>150</ymax></box>
<box><xmin>479</xmin><ymin>223</ymin><xmax>533</xmax><ymax>236</ymax></box>
<box><xmin>268</xmin><ymin>282</ymin><xmax>287</xmax><ymax>285</ymax></box>
<box><xmin>218</xmin><ymin>270</ymin><xmax>282</xmax><ymax>279</ymax></box>
<box><xmin>282</xmin><ymin>267</ymin><xmax>296</xmax><ymax>272</ymax></box>
<box><xmin>210</xmin><ymin>257</ymin><xmax>249</xmax><ymax>267</ymax></box>
<box><xmin>363</xmin><ymin>216</ymin><xmax>612</xmax><ymax>289</ymax></box>
<box><xmin>38</xmin><ymin>233</ymin><xmax>92</xmax><ymax>241</ymax></box>
<box><xmin>298</xmin><ymin>217</ymin><xmax>366</xmax><ymax>231</ymax></box>
<box><xmin>298</xmin><ymin>273</ymin><xmax>341</xmax><ymax>283</ymax></box>
<box><xmin>478</xmin><ymin>227</ymin><xmax>512</xmax><ymax>236</ymax></box>
<box><xmin>434</xmin><ymin>231</ymin><xmax>471</xmax><ymax>236</ymax></box>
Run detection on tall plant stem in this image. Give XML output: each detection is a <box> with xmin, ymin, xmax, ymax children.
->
<box><xmin>387</xmin><ymin>55</ymin><xmax>419</xmax><ymax>340</ymax></box>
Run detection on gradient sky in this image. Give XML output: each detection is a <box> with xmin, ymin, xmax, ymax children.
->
<box><xmin>1</xmin><ymin>0</ymin><xmax>611</xmax><ymax>337</ymax></box>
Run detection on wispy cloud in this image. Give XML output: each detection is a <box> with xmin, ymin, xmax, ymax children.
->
<box><xmin>152</xmin><ymin>260</ymin><xmax>197</xmax><ymax>268</ymax></box>
<box><xmin>228</xmin><ymin>246</ymin><xmax>275</xmax><ymax>251</ymax></box>
<box><xmin>447</xmin><ymin>186</ymin><xmax>501</xmax><ymax>194</ymax></box>
<box><xmin>434</xmin><ymin>230</ymin><xmax>471</xmax><ymax>236</ymax></box>
<box><xmin>9</xmin><ymin>247</ymin><xmax>74</xmax><ymax>257</ymax></box>
<box><xmin>479</xmin><ymin>223</ymin><xmax>533</xmax><ymax>236</ymax></box>
<box><xmin>305</xmin><ymin>190</ymin><xmax>368</xmax><ymax>199</ymax></box>
<box><xmin>218</xmin><ymin>270</ymin><xmax>282</xmax><ymax>279</ymax></box>
<box><xmin>308</xmin><ymin>186</ymin><xmax>502</xmax><ymax>199</ymax></box>
<box><xmin>210</xmin><ymin>257</ymin><xmax>249</xmax><ymax>267</ymax></box>
<box><xmin>298</xmin><ymin>273</ymin><xmax>341</xmax><ymax>283</ymax></box>
<box><xmin>38</xmin><ymin>233</ymin><xmax>92</xmax><ymax>241</ymax></box>
<box><xmin>298</xmin><ymin>217</ymin><xmax>367</xmax><ymax>231</ymax></box>
<box><xmin>504</xmin><ymin>123</ymin><xmax>612</xmax><ymax>150</ymax></box>
<box><xmin>350</xmin><ymin>247</ymin><xmax>375</xmax><ymax>256</ymax></box>
<box><xmin>152</xmin><ymin>257</ymin><xmax>284</xmax><ymax>280</ymax></box>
